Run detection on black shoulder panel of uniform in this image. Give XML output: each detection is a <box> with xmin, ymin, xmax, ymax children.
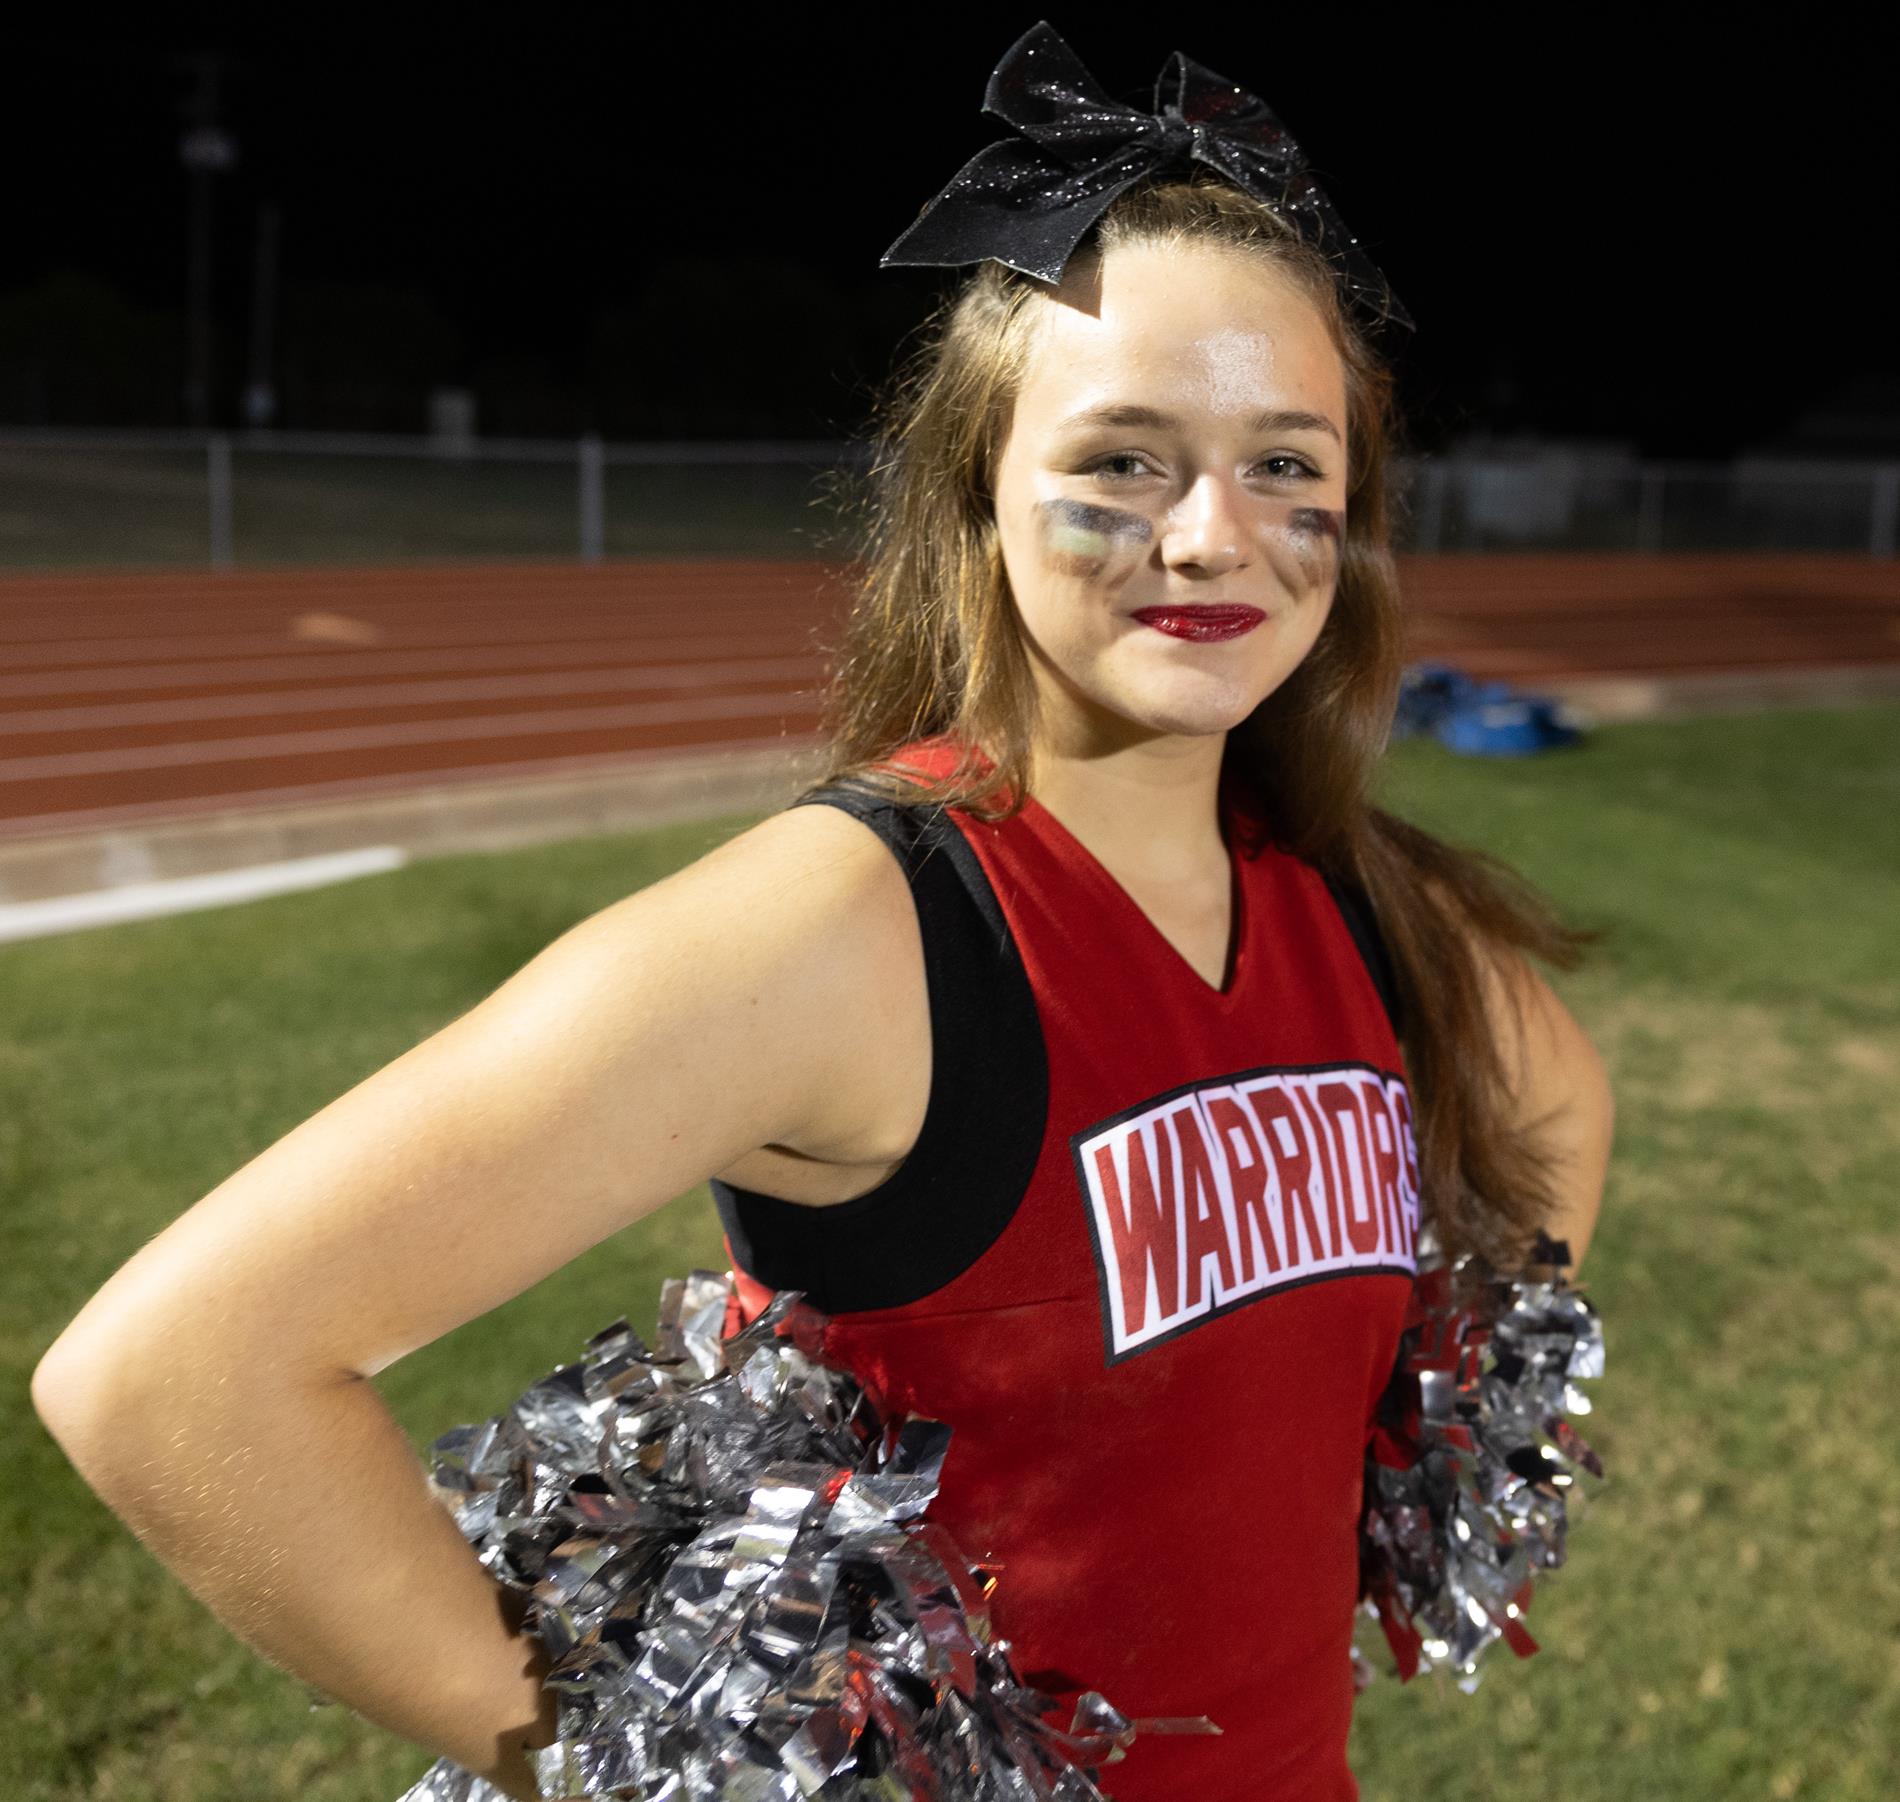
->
<box><xmin>708</xmin><ymin>783</ymin><xmax>1050</xmax><ymax>1314</ymax></box>
<box><xmin>1319</xmin><ymin>867</ymin><xmax>1407</xmax><ymax>1043</ymax></box>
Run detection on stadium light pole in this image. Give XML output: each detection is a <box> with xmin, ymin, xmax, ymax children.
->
<box><xmin>245</xmin><ymin>202</ymin><xmax>282</xmax><ymax>428</ymax></box>
<box><xmin>177</xmin><ymin>52</ymin><xmax>238</xmax><ymax>429</ymax></box>
<box><xmin>579</xmin><ymin>433</ymin><xmax>606</xmax><ymax>563</ymax></box>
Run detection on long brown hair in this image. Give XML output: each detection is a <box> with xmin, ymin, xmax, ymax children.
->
<box><xmin>807</xmin><ymin>173</ymin><xmax>1598</xmax><ymax>1278</ymax></box>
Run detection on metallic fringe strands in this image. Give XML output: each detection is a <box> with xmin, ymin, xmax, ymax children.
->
<box><xmin>390</xmin><ymin>1247</ymin><xmax>1604</xmax><ymax>1800</ymax></box>
<box><xmin>391</xmin><ymin>1273</ymin><xmax>1201</xmax><ymax>1802</ymax></box>
<box><xmin>1354</xmin><ymin>1229</ymin><xmax>1608</xmax><ymax>1694</ymax></box>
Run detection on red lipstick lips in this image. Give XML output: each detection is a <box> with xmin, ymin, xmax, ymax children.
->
<box><xmin>1129</xmin><ymin>604</ymin><xmax>1266</xmax><ymax>643</ymax></box>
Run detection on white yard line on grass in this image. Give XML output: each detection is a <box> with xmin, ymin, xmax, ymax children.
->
<box><xmin>0</xmin><ymin>846</ymin><xmax>409</xmax><ymax>943</ymax></box>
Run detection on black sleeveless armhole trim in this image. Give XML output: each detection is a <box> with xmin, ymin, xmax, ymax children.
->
<box><xmin>708</xmin><ymin>783</ymin><xmax>1050</xmax><ymax>1314</ymax></box>
<box><xmin>1319</xmin><ymin>868</ymin><xmax>1408</xmax><ymax>1043</ymax></box>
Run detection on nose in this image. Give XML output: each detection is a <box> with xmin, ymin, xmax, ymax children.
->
<box><xmin>1160</xmin><ymin>472</ymin><xmax>1250</xmax><ymax>578</ymax></box>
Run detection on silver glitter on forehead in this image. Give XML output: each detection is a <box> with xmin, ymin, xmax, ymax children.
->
<box><xmin>881</xmin><ymin>20</ymin><xmax>1414</xmax><ymax>344</ymax></box>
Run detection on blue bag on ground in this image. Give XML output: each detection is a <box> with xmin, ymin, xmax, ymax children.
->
<box><xmin>1395</xmin><ymin>662</ymin><xmax>1585</xmax><ymax>757</ymax></box>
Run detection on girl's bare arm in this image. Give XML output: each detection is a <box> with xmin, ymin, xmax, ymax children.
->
<box><xmin>29</xmin><ymin>803</ymin><xmax>923</xmax><ymax>1796</ymax></box>
<box><xmin>1475</xmin><ymin>943</ymin><xmax>1616</xmax><ymax>1276</ymax></box>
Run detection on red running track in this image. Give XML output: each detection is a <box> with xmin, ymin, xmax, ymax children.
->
<box><xmin>1</xmin><ymin>554</ymin><xmax>1895</xmax><ymax>842</ymax></box>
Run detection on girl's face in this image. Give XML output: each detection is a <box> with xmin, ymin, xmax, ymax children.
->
<box><xmin>992</xmin><ymin>239</ymin><xmax>1350</xmax><ymax>755</ymax></box>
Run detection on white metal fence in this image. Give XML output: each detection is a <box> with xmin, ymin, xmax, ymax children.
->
<box><xmin>1403</xmin><ymin>454</ymin><xmax>1900</xmax><ymax>557</ymax></box>
<box><xmin>0</xmin><ymin>427</ymin><xmax>1894</xmax><ymax>567</ymax></box>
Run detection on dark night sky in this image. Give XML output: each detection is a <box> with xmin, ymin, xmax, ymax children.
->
<box><xmin>5</xmin><ymin>17</ymin><xmax>1894</xmax><ymax>453</ymax></box>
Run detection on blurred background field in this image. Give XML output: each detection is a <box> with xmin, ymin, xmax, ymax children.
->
<box><xmin>5</xmin><ymin>701</ymin><xmax>1897</xmax><ymax>1801</ymax></box>
<box><xmin>8</xmin><ymin>25</ymin><xmax>1900</xmax><ymax>1801</ymax></box>
<box><xmin>0</xmin><ymin>440</ymin><xmax>865</xmax><ymax>567</ymax></box>
<box><xmin>2</xmin><ymin>434</ymin><xmax>1896</xmax><ymax>570</ymax></box>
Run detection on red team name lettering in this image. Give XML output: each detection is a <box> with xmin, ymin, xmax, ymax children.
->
<box><xmin>1075</xmin><ymin>1062</ymin><xmax>1420</xmax><ymax>1362</ymax></box>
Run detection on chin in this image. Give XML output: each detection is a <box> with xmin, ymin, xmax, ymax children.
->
<box><xmin>1111</xmin><ymin>689</ymin><xmax>1265</xmax><ymax>741</ymax></box>
<box><xmin>1132</xmin><ymin>662</ymin><xmax>1293</xmax><ymax>732</ymax></box>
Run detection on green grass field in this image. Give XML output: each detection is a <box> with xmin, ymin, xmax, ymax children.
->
<box><xmin>7</xmin><ymin>702</ymin><xmax>1898</xmax><ymax>1800</ymax></box>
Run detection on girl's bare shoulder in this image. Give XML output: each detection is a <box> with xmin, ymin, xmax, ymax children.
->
<box><xmin>561</xmin><ymin>797</ymin><xmax>930</xmax><ymax>1156</ymax></box>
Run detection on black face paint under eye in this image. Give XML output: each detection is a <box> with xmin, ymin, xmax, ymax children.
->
<box><xmin>1287</xmin><ymin>507</ymin><xmax>1344</xmax><ymax>543</ymax></box>
<box><xmin>1038</xmin><ymin>497</ymin><xmax>1153</xmax><ymax>578</ymax></box>
<box><xmin>1279</xmin><ymin>507</ymin><xmax>1346</xmax><ymax>584</ymax></box>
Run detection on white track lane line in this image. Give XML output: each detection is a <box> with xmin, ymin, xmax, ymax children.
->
<box><xmin>1</xmin><ymin>691</ymin><xmax>819</xmax><ymax>782</ymax></box>
<box><xmin>0</xmin><ymin>636</ymin><xmax>826</xmax><ymax>697</ymax></box>
<box><xmin>1</xmin><ymin>617</ymin><xmax>832</xmax><ymax>668</ymax></box>
<box><xmin>0</xmin><ymin>730</ymin><xmax>825</xmax><ymax>837</ymax></box>
<box><xmin>5</xmin><ymin>658</ymin><xmax>826</xmax><ymax>733</ymax></box>
<box><xmin>0</xmin><ymin>847</ymin><xmax>410</xmax><ymax>943</ymax></box>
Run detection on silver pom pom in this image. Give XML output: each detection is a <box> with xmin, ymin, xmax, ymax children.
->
<box><xmin>397</xmin><ymin>1273</ymin><xmax>1204</xmax><ymax>1801</ymax></box>
<box><xmin>1355</xmin><ymin>1229</ymin><xmax>1607</xmax><ymax>1693</ymax></box>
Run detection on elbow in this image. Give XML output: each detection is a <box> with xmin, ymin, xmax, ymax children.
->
<box><xmin>32</xmin><ymin>1330</ymin><xmax>92</xmax><ymax>1433</ymax></box>
<box><xmin>31</xmin><ymin>1329</ymin><xmax>144</xmax><ymax>1482</ymax></box>
<box><xmin>32</xmin><ymin>1332</ymin><xmax>96</xmax><ymax>1437</ymax></box>
<box><xmin>1589</xmin><ymin>1038</ymin><xmax>1617</xmax><ymax>1172</ymax></box>
<box><xmin>1561</xmin><ymin>1045</ymin><xmax>1616</xmax><ymax>1279</ymax></box>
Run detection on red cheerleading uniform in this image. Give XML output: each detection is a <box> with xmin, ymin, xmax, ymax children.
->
<box><xmin>714</xmin><ymin>735</ymin><xmax>1420</xmax><ymax>1802</ymax></box>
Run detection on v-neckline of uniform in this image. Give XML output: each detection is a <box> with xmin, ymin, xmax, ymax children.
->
<box><xmin>1021</xmin><ymin>785</ymin><xmax>1250</xmax><ymax>1003</ymax></box>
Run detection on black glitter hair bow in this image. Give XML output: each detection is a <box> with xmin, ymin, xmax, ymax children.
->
<box><xmin>881</xmin><ymin>20</ymin><xmax>1415</xmax><ymax>342</ymax></box>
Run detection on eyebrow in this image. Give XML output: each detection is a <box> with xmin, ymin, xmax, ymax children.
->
<box><xmin>1054</xmin><ymin>401</ymin><xmax>1343</xmax><ymax>446</ymax></box>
